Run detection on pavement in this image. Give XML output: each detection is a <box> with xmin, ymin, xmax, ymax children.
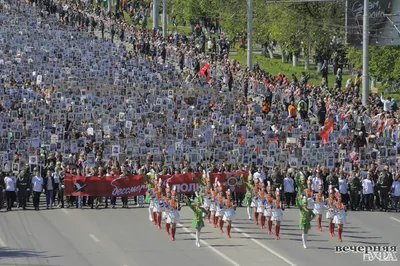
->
<box><xmin>0</xmin><ymin>198</ymin><xmax>399</xmax><ymax>266</ymax></box>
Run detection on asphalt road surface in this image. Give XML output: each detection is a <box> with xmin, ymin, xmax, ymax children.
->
<box><xmin>0</xmin><ymin>199</ymin><xmax>399</xmax><ymax>266</ymax></box>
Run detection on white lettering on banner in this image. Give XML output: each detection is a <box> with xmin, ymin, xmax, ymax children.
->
<box><xmin>110</xmin><ymin>177</ymin><xmax>147</xmax><ymax>196</ymax></box>
<box><xmin>175</xmin><ymin>183</ymin><xmax>199</xmax><ymax>193</ymax></box>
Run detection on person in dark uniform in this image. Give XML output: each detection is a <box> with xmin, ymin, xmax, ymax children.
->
<box><xmin>348</xmin><ymin>171</ymin><xmax>361</xmax><ymax>211</ymax></box>
<box><xmin>100</xmin><ymin>20</ymin><xmax>105</xmax><ymax>39</ymax></box>
<box><xmin>110</xmin><ymin>23</ymin><xmax>115</xmax><ymax>43</ymax></box>
<box><xmin>16</xmin><ymin>166</ymin><xmax>31</xmax><ymax>210</ymax></box>
<box><xmin>120</xmin><ymin>168</ymin><xmax>129</xmax><ymax>208</ymax></box>
<box><xmin>377</xmin><ymin>168</ymin><xmax>391</xmax><ymax>212</ymax></box>
<box><xmin>0</xmin><ymin>172</ymin><xmax>5</xmax><ymax>210</ymax></box>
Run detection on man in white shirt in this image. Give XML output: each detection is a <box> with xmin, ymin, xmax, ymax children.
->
<box><xmin>4</xmin><ymin>174</ymin><xmax>16</xmax><ymax>211</ymax></box>
<box><xmin>312</xmin><ymin>171</ymin><xmax>323</xmax><ymax>194</ymax></box>
<box><xmin>338</xmin><ymin>174</ymin><xmax>349</xmax><ymax>206</ymax></box>
<box><xmin>31</xmin><ymin>168</ymin><xmax>44</xmax><ymax>211</ymax></box>
<box><xmin>391</xmin><ymin>175</ymin><xmax>400</xmax><ymax>212</ymax></box>
<box><xmin>380</xmin><ymin>94</ymin><xmax>391</xmax><ymax>112</ymax></box>
<box><xmin>362</xmin><ymin>174</ymin><xmax>375</xmax><ymax>211</ymax></box>
<box><xmin>283</xmin><ymin>173</ymin><xmax>295</xmax><ymax>208</ymax></box>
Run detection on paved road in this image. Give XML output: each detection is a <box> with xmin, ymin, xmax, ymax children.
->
<box><xmin>0</xmin><ymin>198</ymin><xmax>399</xmax><ymax>266</ymax></box>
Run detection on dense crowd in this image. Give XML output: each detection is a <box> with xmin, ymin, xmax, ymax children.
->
<box><xmin>0</xmin><ymin>0</ymin><xmax>399</xmax><ymax>215</ymax></box>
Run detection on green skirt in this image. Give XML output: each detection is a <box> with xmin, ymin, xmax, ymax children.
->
<box><xmin>243</xmin><ymin>196</ymin><xmax>252</xmax><ymax>206</ymax></box>
<box><xmin>192</xmin><ymin>220</ymin><xmax>205</xmax><ymax>229</ymax></box>
<box><xmin>299</xmin><ymin>222</ymin><xmax>311</xmax><ymax>230</ymax></box>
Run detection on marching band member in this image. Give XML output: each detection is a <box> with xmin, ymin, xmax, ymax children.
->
<box><xmin>333</xmin><ymin>192</ymin><xmax>347</xmax><ymax>242</ymax></box>
<box><xmin>153</xmin><ymin>189</ymin><xmax>164</xmax><ymax>230</ymax></box>
<box><xmin>325</xmin><ymin>187</ymin><xmax>336</xmax><ymax>237</ymax></box>
<box><xmin>185</xmin><ymin>196</ymin><xmax>209</xmax><ymax>247</ymax></box>
<box><xmin>264</xmin><ymin>191</ymin><xmax>274</xmax><ymax>234</ymax></box>
<box><xmin>257</xmin><ymin>191</ymin><xmax>266</xmax><ymax>229</ymax></box>
<box><xmin>297</xmin><ymin>196</ymin><xmax>316</xmax><ymax>249</ymax></box>
<box><xmin>164</xmin><ymin>187</ymin><xmax>172</xmax><ymax>235</ymax></box>
<box><xmin>313</xmin><ymin>184</ymin><xmax>325</xmax><ymax>231</ymax></box>
<box><xmin>252</xmin><ymin>187</ymin><xmax>261</xmax><ymax>225</ymax></box>
<box><xmin>210</xmin><ymin>190</ymin><xmax>218</xmax><ymax>228</ymax></box>
<box><xmin>166</xmin><ymin>191</ymin><xmax>180</xmax><ymax>241</ymax></box>
<box><xmin>142</xmin><ymin>169</ymin><xmax>156</xmax><ymax>222</ymax></box>
<box><xmin>241</xmin><ymin>171</ymin><xmax>254</xmax><ymax>220</ymax></box>
<box><xmin>304</xmin><ymin>179</ymin><xmax>314</xmax><ymax>210</ymax></box>
<box><xmin>272</xmin><ymin>189</ymin><xmax>283</xmax><ymax>240</ymax></box>
<box><xmin>223</xmin><ymin>197</ymin><xmax>236</xmax><ymax>238</ymax></box>
<box><xmin>216</xmin><ymin>192</ymin><xmax>226</xmax><ymax>233</ymax></box>
<box><xmin>147</xmin><ymin>188</ymin><xmax>156</xmax><ymax>223</ymax></box>
<box><xmin>200</xmin><ymin>177</ymin><xmax>213</xmax><ymax>223</ymax></box>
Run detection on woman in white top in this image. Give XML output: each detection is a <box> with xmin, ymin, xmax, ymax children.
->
<box><xmin>31</xmin><ymin>168</ymin><xmax>43</xmax><ymax>211</ymax></box>
<box><xmin>222</xmin><ymin>196</ymin><xmax>236</xmax><ymax>239</ymax></box>
<box><xmin>271</xmin><ymin>190</ymin><xmax>283</xmax><ymax>240</ymax></box>
<box><xmin>209</xmin><ymin>190</ymin><xmax>218</xmax><ymax>228</ymax></box>
<box><xmin>4</xmin><ymin>174</ymin><xmax>16</xmax><ymax>211</ymax></box>
<box><xmin>313</xmin><ymin>185</ymin><xmax>325</xmax><ymax>231</ymax></box>
<box><xmin>333</xmin><ymin>193</ymin><xmax>347</xmax><ymax>242</ymax></box>
<box><xmin>166</xmin><ymin>196</ymin><xmax>180</xmax><ymax>241</ymax></box>
<box><xmin>215</xmin><ymin>192</ymin><xmax>226</xmax><ymax>233</ymax></box>
<box><xmin>264</xmin><ymin>192</ymin><xmax>274</xmax><ymax>234</ymax></box>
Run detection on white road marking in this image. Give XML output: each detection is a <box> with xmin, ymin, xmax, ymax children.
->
<box><xmin>177</xmin><ymin>223</ymin><xmax>241</xmax><ymax>266</ymax></box>
<box><xmin>390</xmin><ymin>217</ymin><xmax>400</xmax><ymax>223</ymax></box>
<box><xmin>234</xmin><ymin>227</ymin><xmax>297</xmax><ymax>266</ymax></box>
<box><xmin>89</xmin><ymin>234</ymin><xmax>100</xmax><ymax>243</ymax></box>
<box><xmin>0</xmin><ymin>237</ymin><xmax>7</xmax><ymax>247</ymax></box>
<box><xmin>61</xmin><ymin>209</ymin><xmax>69</xmax><ymax>214</ymax></box>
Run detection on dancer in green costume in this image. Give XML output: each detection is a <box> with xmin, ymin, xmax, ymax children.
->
<box><xmin>240</xmin><ymin>171</ymin><xmax>254</xmax><ymax>220</ymax></box>
<box><xmin>141</xmin><ymin>168</ymin><xmax>156</xmax><ymax>222</ymax></box>
<box><xmin>296</xmin><ymin>196</ymin><xmax>316</xmax><ymax>249</ymax></box>
<box><xmin>185</xmin><ymin>196</ymin><xmax>209</xmax><ymax>247</ymax></box>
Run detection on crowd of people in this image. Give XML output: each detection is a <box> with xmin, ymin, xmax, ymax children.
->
<box><xmin>0</xmin><ymin>0</ymin><xmax>400</xmax><ymax>249</ymax></box>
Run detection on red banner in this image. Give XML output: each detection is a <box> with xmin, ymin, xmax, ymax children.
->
<box><xmin>64</xmin><ymin>171</ymin><xmax>250</xmax><ymax>197</ymax></box>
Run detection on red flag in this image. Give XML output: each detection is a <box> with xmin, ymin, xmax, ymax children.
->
<box><xmin>253</xmin><ymin>146</ymin><xmax>260</xmax><ymax>155</ymax></box>
<box><xmin>198</xmin><ymin>63</ymin><xmax>210</xmax><ymax>76</ymax></box>
<box><xmin>318</xmin><ymin>120</ymin><xmax>334</xmax><ymax>144</ymax></box>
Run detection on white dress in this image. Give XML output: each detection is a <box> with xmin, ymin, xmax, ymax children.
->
<box><xmin>203</xmin><ymin>196</ymin><xmax>211</xmax><ymax>209</ymax></box>
<box><xmin>326</xmin><ymin>205</ymin><xmax>336</xmax><ymax>219</ymax></box>
<box><xmin>255</xmin><ymin>198</ymin><xmax>264</xmax><ymax>214</ymax></box>
<box><xmin>333</xmin><ymin>208</ymin><xmax>347</xmax><ymax>225</ymax></box>
<box><xmin>223</xmin><ymin>207</ymin><xmax>236</xmax><ymax>222</ymax></box>
<box><xmin>306</xmin><ymin>197</ymin><xmax>314</xmax><ymax>210</ymax></box>
<box><xmin>313</xmin><ymin>201</ymin><xmax>325</xmax><ymax>215</ymax></box>
<box><xmin>263</xmin><ymin>201</ymin><xmax>273</xmax><ymax>217</ymax></box>
<box><xmin>271</xmin><ymin>202</ymin><xmax>283</xmax><ymax>222</ymax></box>
<box><xmin>216</xmin><ymin>202</ymin><xmax>226</xmax><ymax>217</ymax></box>
<box><xmin>209</xmin><ymin>199</ymin><xmax>216</xmax><ymax>212</ymax></box>
<box><xmin>152</xmin><ymin>199</ymin><xmax>162</xmax><ymax>213</ymax></box>
<box><xmin>167</xmin><ymin>209</ymin><xmax>180</xmax><ymax>224</ymax></box>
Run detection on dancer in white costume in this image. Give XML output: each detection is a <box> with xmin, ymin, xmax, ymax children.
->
<box><xmin>222</xmin><ymin>196</ymin><xmax>236</xmax><ymax>238</ymax></box>
<box><xmin>333</xmin><ymin>192</ymin><xmax>347</xmax><ymax>242</ymax></box>
<box><xmin>313</xmin><ymin>184</ymin><xmax>325</xmax><ymax>231</ymax></box>
<box><xmin>264</xmin><ymin>192</ymin><xmax>274</xmax><ymax>234</ymax></box>
<box><xmin>272</xmin><ymin>189</ymin><xmax>283</xmax><ymax>240</ymax></box>
<box><xmin>216</xmin><ymin>191</ymin><xmax>226</xmax><ymax>233</ymax></box>
<box><xmin>325</xmin><ymin>187</ymin><xmax>336</xmax><ymax>237</ymax></box>
<box><xmin>153</xmin><ymin>188</ymin><xmax>164</xmax><ymax>230</ymax></box>
<box><xmin>166</xmin><ymin>192</ymin><xmax>180</xmax><ymax>241</ymax></box>
<box><xmin>252</xmin><ymin>186</ymin><xmax>261</xmax><ymax>225</ymax></box>
<box><xmin>210</xmin><ymin>190</ymin><xmax>218</xmax><ymax>228</ymax></box>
